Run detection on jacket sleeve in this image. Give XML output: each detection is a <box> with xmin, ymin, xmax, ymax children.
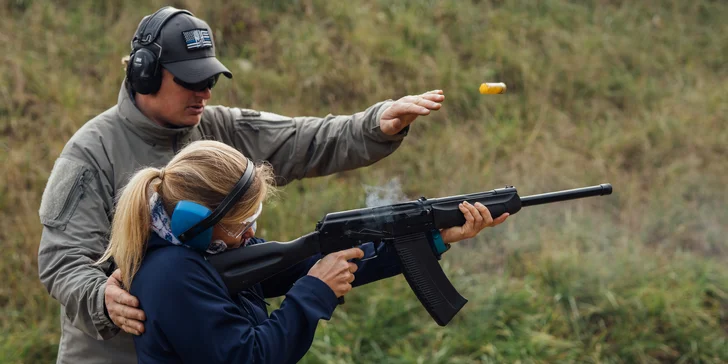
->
<box><xmin>152</xmin><ymin>256</ymin><xmax>338</xmax><ymax>364</ymax></box>
<box><xmin>37</xmin><ymin>156</ymin><xmax>118</xmax><ymax>339</ymax></box>
<box><xmin>261</xmin><ymin>241</ymin><xmax>403</xmax><ymax>298</ymax></box>
<box><xmin>214</xmin><ymin>101</ymin><xmax>405</xmax><ymax>186</ymax></box>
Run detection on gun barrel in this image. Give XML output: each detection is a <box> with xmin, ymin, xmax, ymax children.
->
<box><xmin>520</xmin><ymin>183</ymin><xmax>612</xmax><ymax>207</ymax></box>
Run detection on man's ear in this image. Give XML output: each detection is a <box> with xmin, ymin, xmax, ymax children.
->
<box><xmin>121</xmin><ymin>56</ymin><xmax>130</xmax><ymax>72</ymax></box>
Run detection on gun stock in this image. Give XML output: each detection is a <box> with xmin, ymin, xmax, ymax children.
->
<box><xmin>210</xmin><ymin>232</ymin><xmax>321</xmax><ymax>296</ymax></box>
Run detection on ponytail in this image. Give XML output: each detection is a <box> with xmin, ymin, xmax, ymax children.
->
<box><xmin>97</xmin><ymin>167</ymin><xmax>161</xmax><ymax>289</ymax></box>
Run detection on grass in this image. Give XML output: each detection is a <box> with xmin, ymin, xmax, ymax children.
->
<box><xmin>1</xmin><ymin>0</ymin><xmax>727</xmax><ymax>362</ymax></box>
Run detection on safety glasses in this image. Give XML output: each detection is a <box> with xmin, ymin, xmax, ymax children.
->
<box><xmin>173</xmin><ymin>74</ymin><xmax>220</xmax><ymax>92</ymax></box>
<box><xmin>220</xmin><ymin>202</ymin><xmax>263</xmax><ymax>239</ymax></box>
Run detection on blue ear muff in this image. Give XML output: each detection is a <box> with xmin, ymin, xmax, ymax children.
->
<box><xmin>171</xmin><ymin>201</ymin><xmax>215</xmax><ymax>252</ymax></box>
<box><xmin>173</xmin><ymin>159</ymin><xmax>256</xmax><ymax>251</ymax></box>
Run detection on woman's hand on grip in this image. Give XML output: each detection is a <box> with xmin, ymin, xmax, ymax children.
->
<box><xmin>307</xmin><ymin>248</ymin><xmax>363</xmax><ymax>298</ymax></box>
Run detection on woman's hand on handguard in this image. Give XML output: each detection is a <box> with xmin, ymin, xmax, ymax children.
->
<box><xmin>307</xmin><ymin>248</ymin><xmax>364</xmax><ymax>298</ymax></box>
<box><xmin>440</xmin><ymin>201</ymin><xmax>509</xmax><ymax>244</ymax></box>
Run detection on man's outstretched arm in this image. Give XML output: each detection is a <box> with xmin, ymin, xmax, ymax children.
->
<box><xmin>215</xmin><ymin>90</ymin><xmax>444</xmax><ymax>185</ymax></box>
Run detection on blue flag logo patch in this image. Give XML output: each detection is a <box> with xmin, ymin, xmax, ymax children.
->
<box><xmin>182</xmin><ymin>29</ymin><xmax>212</xmax><ymax>50</ymax></box>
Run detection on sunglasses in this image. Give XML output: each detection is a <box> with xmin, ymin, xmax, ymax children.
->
<box><xmin>220</xmin><ymin>202</ymin><xmax>263</xmax><ymax>239</ymax></box>
<box><xmin>173</xmin><ymin>74</ymin><xmax>220</xmax><ymax>92</ymax></box>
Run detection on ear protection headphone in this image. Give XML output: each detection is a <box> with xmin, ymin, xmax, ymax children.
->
<box><xmin>127</xmin><ymin>6</ymin><xmax>193</xmax><ymax>94</ymax></box>
<box><xmin>170</xmin><ymin>159</ymin><xmax>256</xmax><ymax>252</ymax></box>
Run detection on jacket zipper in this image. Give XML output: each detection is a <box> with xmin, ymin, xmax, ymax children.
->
<box><xmin>56</xmin><ymin>170</ymin><xmax>89</xmax><ymax>224</ymax></box>
<box><xmin>238</xmin><ymin>292</ymin><xmax>260</xmax><ymax>325</ymax></box>
<box><xmin>240</xmin><ymin>119</ymin><xmax>293</xmax><ymax>131</ymax></box>
<box><xmin>248</xmin><ymin>288</ymin><xmax>270</xmax><ymax>307</ymax></box>
<box><xmin>172</xmin><ymin>134</ymin><xmax>179</xmax><ymax>154</ymax></box>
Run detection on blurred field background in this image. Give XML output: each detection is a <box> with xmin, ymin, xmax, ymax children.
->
<box><xmin>2</xmin><ymin>0</ymin><xmax>728</xmax><ymax>363</ymax></box>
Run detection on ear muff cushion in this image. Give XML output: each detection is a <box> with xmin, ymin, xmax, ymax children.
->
<box><xmin>128</xmin><ymin>47</ymin><xmax>162</xmax><ymax>94</ymax></box>
<box><xmin>128</xmin><ymin>8</ymin><xmax>191</xmax><ymax>94</ymax></box>
<box><xmin>171</xmin><ymin>201</ymin><xmax>214</xmax><ymax>252</ymax></box>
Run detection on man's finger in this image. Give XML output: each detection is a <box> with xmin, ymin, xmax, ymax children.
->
<box><xmin>387</xmin><ymin>101</ymin><xmax>430</xmax><ymax>116</ymax></box>
<box><xmin>400</xmin><ymin>95</ymin><xmax>441</xmax><ymax>110</ymax></box>
<box><xmin>413</xmin><ymin>96</ymin><xmax>441</xmax><ymax>110</ymax></box>
<box><xmin>114</xmin><ymin>290</ymin><xmax>140</xmax><ymax>308</ymax></box>
<box><xmin>348</xmin><ymin>262</ymin><xmax>358</xmax><ymax>273</ymax></box>
<box><xmin>420</xmin><ymin>92</ymin><xmax>445</xmax><ymax>103</ymax></box>
<box><xmin>121</xmin><ymin>324</ymin><xmax>142</xmax><ymax>336</ymax></box>
<box><xmin>121</xmin><ymin>305</ymin><xmax>146</xmax><ymax>321</ymax></box>
<box><xmin>111</xmin><ymin>269</ymin><xmax>122</xmax><ymax>281</ymax></box>
<box><xmin>398</xmin><ymin>101</ymin><xmax>431</xmax><ymax>116</ymax></box>
<box><xmin>124</xmin><ymin>319</ymin><xmax>145</xmax><ymax>334</ymax></box>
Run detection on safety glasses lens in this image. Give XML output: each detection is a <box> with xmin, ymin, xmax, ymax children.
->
<box><xmin>173</xmin><ymin>74</ymin><xmax>219</xmax><ymax>92</ymax></box>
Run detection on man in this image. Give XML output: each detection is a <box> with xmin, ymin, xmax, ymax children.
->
<box><xmin>37</xmin><ymin>6</ymin><xmax>500</xmax><ymax>364</ymax></box>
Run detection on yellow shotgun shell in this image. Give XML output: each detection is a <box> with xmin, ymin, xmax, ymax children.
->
<box><xmin>479</xmin><ymin>82</ymin><xmax>507</xmax><ymax>94</ymax></box>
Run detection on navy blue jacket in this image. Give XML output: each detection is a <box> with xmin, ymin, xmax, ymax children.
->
<box><xmin>131</xmin><ymin>234</ymin><xmax>402</xmax><ymax>364</ymax></box>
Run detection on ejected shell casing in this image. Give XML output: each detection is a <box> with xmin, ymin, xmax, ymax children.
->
<box><xmin>479</xmin><ymin>82</ymin><xmax>507</xmax><ymax>94</ymax></box>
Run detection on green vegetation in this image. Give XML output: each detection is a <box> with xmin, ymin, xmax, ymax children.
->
<box><xmin>2</xmin><ymin>0</ymin><xmax>727</xmax><ymax>362</ymax></box>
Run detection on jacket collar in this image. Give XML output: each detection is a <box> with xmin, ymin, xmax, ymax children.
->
<box><xmin>116</xmin><ymin>81</ymin><xmax>196</xmax><ymax>147</ymax></box>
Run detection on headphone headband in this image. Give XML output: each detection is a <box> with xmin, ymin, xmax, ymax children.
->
<box><xmin>133</xmin><ymin>6</ymin><xmax>193</xmax><ymax>48</ymax></box>
<box><xmin>178</xmin><ymin>159</ymin><xmax>256</xmax><ymax>242</ymax></box>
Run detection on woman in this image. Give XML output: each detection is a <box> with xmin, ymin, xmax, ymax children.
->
<box><xmin>97</xmin><ymin>140</ymin><xmax>507</xmax><ymax>363</ymax></box>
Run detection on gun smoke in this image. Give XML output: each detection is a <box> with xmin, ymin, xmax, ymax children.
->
<box><xmin>364</xmin><ymin>177</ymin><xmax>409</xmax><ymax>207</ymax></box>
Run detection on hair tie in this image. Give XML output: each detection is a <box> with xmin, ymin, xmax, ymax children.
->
<box><xmin>158</xmin><ymin>167</ymin><xmax>166</xmax><ymax>180</ymax></box>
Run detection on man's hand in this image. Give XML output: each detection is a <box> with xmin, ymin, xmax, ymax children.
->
<box><xmin>379</xmin><ymin>90</ymin><xmax>444</xmax><ymax>135</ymax></box>
<box><xmin>105</xmin><ymin>269</ymin><xmax>146</xmax><ymax>336</ymax></box>
<box><xmin>440</xmin><ymin>201</ymin><xmax>509</xmax><ymax>244</ymax></box>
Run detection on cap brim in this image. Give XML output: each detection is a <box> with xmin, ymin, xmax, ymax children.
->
<box><xmin>162</xmin><ymin>57</ymin><xmax>233</xmax><ymax>83</ymax></box>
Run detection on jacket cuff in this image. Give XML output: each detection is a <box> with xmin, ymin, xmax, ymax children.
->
<box><xmin>369</xmin><ymin>100</ymin><xmax>408</xmax><ymax>143</ymax></box>
<box><xmin>96</xmin><ymin>282</ymin><xmax>121</xmax><ymax>339</ymax></box>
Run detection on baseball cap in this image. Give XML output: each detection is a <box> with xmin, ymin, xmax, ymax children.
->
<box><xmin>135</xmin><ymin>9</ymin><xmax>233</xmax><ymax>83</ymax></box>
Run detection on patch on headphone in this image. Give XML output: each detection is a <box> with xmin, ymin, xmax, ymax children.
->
<box><xmin>182</xmin><ymin>29</ymin><xmax>212</xmax><ymax>50</ymax></box>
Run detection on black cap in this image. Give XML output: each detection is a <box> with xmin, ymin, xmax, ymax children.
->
<box><xmin>135</xmin><ymin>10</ymin><xmax>233</xmax><ymax>83</ymax></box>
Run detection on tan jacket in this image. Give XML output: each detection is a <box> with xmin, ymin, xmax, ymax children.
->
<box><xmin>37</xmin><ymin>81</ymin><xmax>403</xmax><ymax>363</ymax></box>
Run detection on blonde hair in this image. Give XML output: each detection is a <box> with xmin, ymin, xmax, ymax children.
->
<box><xmin>97</xmin><ymin>140</ymin><xmax>276</xmax><ymax>289</ymax></box>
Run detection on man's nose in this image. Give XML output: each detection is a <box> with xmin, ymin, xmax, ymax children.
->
<box><xmin>195</xmin><ymin>87</ymin><xmax>212</xmax><ymax>99</ymax></box>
